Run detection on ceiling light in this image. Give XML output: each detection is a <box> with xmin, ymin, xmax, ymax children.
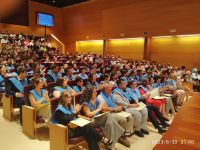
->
<box><xmin>109</xmin><ymin>37</ymin><xmax>143</xmax><ymax>40</ymax></box>
<box><xmin>53</xmin><ymin>1</ymin><xmax>55</xmax><ymax>2</ymax></box>
<box><xmin>176</xmin><ymin>34</ymin><xmax>200</xmax><ymax>37</ymax></box>
<box><xmin>151</xmin><ymin>36</ymin><xmax>173</xmax><ymax>38</ymax></box>
<box><xmin>78</xmin><ymin>40</ymin><xmax>103</xmax><ymax>42</ymax></box>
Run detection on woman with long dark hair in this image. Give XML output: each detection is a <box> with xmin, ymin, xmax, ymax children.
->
<box><xmin>80</xmin><ymin>86</ymin><xmax>132</xmax><ymax>150</ymax></box>
<box><xmin>86</xmin><ymin>73</ymin><xmax>100</xmax><ymax>89</ymax></box>
<box><xmin>51</xmin><ymin>90</ymin><xmax>113</xmax><ymax>150</ymax></box>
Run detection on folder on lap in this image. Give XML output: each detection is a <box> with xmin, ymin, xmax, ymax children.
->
<box><xmin>117</xmin><ymin>111</ymin><xmax>131</xmax><ymax>117</ymax></box>
<box><xmin>133</xmin><ymin>102</ymin><xmax>147</xmax><ymax>111</ymax></box>
<box><xmin>70</xmin><ymin>118</ymin><xmax>91</xmax><ymax>127</ymax></box>
<box><xmin>36</xmin><ymin>103</ymin><xmax>50</xmax><ymax>110</ymax></box>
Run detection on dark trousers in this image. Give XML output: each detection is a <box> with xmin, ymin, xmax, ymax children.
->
<box><xmin>146</xmin><ymin>103</ymin><xmax>166</xmax><ymax>129</ymax></box>
<box><xmin>13</xmin><ymin>97</ymin><xmax>25</xmax><ymax>125</ymax></box>
<box><xmin>169</xmin><ymin>95</ymin><xmax>177</xmax><ymax>107</ymax></box>
<box><xmin>69</xmin><ymin>124</ymin><xmax>102</xmax><ymax>150</ymax></box>
<box><xmin>193</xmin><ymin>84</ymin><xmax>200</xmax><ymax>92</ymax></box>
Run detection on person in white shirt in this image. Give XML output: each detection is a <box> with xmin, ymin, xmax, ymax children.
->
<box><xmin>30</xmin><ymin>40</ymin><xmax>34</xmax><ymax>46</ymax></box>
<box><xmin>41</xmin><ymin>36</ymin><xmax>45</xmax><ymax>42</ymax></box>
<box><xmin>173</xmin><ymin>67</ymin><xmax>181</xmax><ymax>78</ymax></box>
<box><xmin>18</xmin><ymin>33</ymin><xmax>24</xmax><ymax>40</ymax></box>
<box><xmin>1</xmin><ymin>36</ymin><xmax>8</xmax><ymax>44</ymax></box>
<box><xmin>0</xmin><ymin>31</ymin><xmax>3</xmax><ymax>39</ymax></box>
<box><xmin>192</xmin><ymin>68</ymin><xmax>200</xmax><ymax>81</ymax></box>
<box><xmin>9</xmin><ymin>32</ymin><xmax>16</xmax><ymax>38</ymax></box>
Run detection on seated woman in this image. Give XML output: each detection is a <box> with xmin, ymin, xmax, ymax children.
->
<box><xmin>29</xmin><ymin>69</ymin><xmax>47</xmax><ymax>86</ymax></box>
<box><xmin>27</xmin><ymin>62</ymin><xmax>45</xmax><ymax>76</ymax></box>
<box><xmin>27</xmin><ymin>78</ymin><xmax>51</xmax><ymax>123</ymax></box>
<box><xmin>73</xmin><ymin>77</ymin><xmax>85</xmax><ymax>93</ymax></box>
<box><xmin>138</xmin><ymin>78</ymin><xmax>169</xmax><ymax>121</ymax></box>
<box><xmin>86</xmin><ymin>73</ymin><xmax>100</xmax><ymax>89</ymax></box>
<box><xmin>0</xmin><ymin>65</ymin><xmax>10</xmax><ymax>93</ymax></box>
<box><xmin>100</xmin><ymin>73</ymin><xmax>115</xmax><ymax>87</ymax></box>
<box><xmin>52</xmin><ymin>77</ymin><xmax>75</xmax><ymax>98</ymax></box>
<box><xmin>77</xmin><ymin>67</ymin><xmax>88</xmax><ymax>79</ymax></box>
<box><xmin>60</xmin><ymin>64</ymin><xmax>69</xmax><ymax>73</ymax></box>
<box><xmin>51</xmin><ymin>91</ymin><xmax>113</xmax><ymax>150</ymax></box>
<box><xmin>115</xmin><ymin>66</ymin><xmax>122</xmax><ymax>75</ymax></box>
<box><xmin>99</xmin><ymin>67</ymin><xmax>106</xmax><ymax>76</ymax></box>
<box><xmin>81</xmin><ymin>86</ymin><xmax>132</xmax><ymax>150</ymax></box>
<box><xmin>151</xmin><ymin>76</ymin><xmax>176</xmax><ymax>117</ymax></box>
<box><xmin>128</xmin><ymin>70</ymin><xmax>138</xmax><ymax>82</ymax></box>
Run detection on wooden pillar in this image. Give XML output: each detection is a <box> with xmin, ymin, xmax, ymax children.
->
<box><xmin>143</xmin><ymin>37</ymin><xmax>150</xmax><ymax>61</ymax></box>
<box><xmin>103</xmin><ymin>40</ymin><xmax>108</xmax><ymax>54</ymax></box>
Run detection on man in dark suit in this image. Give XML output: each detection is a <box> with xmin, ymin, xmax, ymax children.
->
<box><xmin>46</xmin><ymin>64</ymin><xmax>61</xmax><ymax>83</ymax></box>
<box><xmin>6</xmin><ymin>68</ymin><xmax>28</xmax><ymax>125</ymax></box>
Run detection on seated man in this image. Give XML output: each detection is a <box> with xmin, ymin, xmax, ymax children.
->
<box><xmin>98</xmin><ymin>83</ymin><xmax>134</xmax><ymax>135</ymax></box>
<box><xmin>73</xmin><ymin>77</ymin><xmax>85</xmax><ymax>93</ymax></box>
<box><xmin>72</xmin><ymin>63</ymin><xmax>79</xmax><ymax>72</ymax></box>
<box><xmin>112</xmin><ymin>79</ymin><xmax>148</xmax><ymax>137</ymax></box>
<box><xmin>185</xmin><ymin>71</ymin><xmax>200</xmax><ymax>92</ymax></box>
<box><xmin>90</xmin><ymin>66</ymin><xmax>100</xmax><ymax>77</ymax></box>
<box><xmin>6</xmin><ymin>57</ymin><xmax>15</xmax><ymax>73</ymax></box>
<box><xmin>29</xmin><ymin>69</ymin><xmax>47</xmax><ymax>86</ymax></box>
<box><xmin>46</xmin><ymin>64</ymin><xmax>62</xmax><ymax>83</ymax></box>
<box><xmin>136</xmin><ymin>70</ymin><xmax>143</xmax><ymax>82</ymax></box>
<box><xmin>127</xmin><ymin>80</ymin><xmax>169</xmax><ymax>134</ymax></box>
<box><xmin>12</xmin><ymin>63</ymin><xmax>23</xmax><ymax>76</ymax></box>
<box><xmin>64</xmin><ymin>68</ymin><xmax>77</xmax><ymax>80</ymax></box>
<box><xmin>21</xmin><ymin>57</ymin><xmax>30</xmax><ymax>69</ymax></box>
<box><xmin>121</xmin><ymin>69</ymin><xmax>129</xmax><ymax>83</ymax></box>
<box><xmin>6</xmin><ymin>68</ymin><xmax>28</xmax><ymax>125</ymax></box>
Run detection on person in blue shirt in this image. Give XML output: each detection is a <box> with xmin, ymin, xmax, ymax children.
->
<box><xmin>46</xmin><ymin>64</ymin><xmax>62</xmax><ymax>83</ymax></box>
<box><xmin>80</xmin><ymin>86</ymin><xmax>131</xmax><ymax>149</ymax></box>
<box><xmin>136</xmin><ymin>70</ymin><xmax>143</xmax><ymax>82</ymax></box>
<box><xmin>51</xmin><ymin>77</ymin><xmax>75</xmax><ymax>98</ymax></box>
<box><xmin>110</xmin><ymin>57</ymin><xmax>115</xmax><ymax>64</ymax></box>
<box><xmin>120</xmin><ymin>69</ymin><xmax>129</xmax><ymax>83</ymax></box>
<box><xmin>27</xmin><ymin>62</ymin><xmax>44</xmax><ymax>75</ymax></box>
<box><xmin>90</xmin><ymin>66</ymin><xmax>100</xmax><ymax>77</ymax></box>
<box><xmin>127</xmin><ymin>80</ymin><xmax>169</xmax><ymax>134</ymax></box>
<box><xmin>72</xmin><ymin>63</ymin><xmax>79</xmax><ymax>72</ymax></box>
<box><xmin>5</xmin><ymin>57</ymin><xmax>14</xmax><ymax>73</ymax></box>
<box><xmin>12</xmin><ymin>63</ymin><xmax>23</xmax><ymax>76</ymax></box>
<box><xmin>64</xmin><ymin>68</ymin><xmax>77</xmax><ymax>80</ymax></box>
<box><xmin>21</xmin><ymin>56</ymin><xmax>30</xmax><ymax>69</ymax></box>
<box><xmin>51</xmin><ymin>90</ymin><xmax>113</xmax><ymax>150</ymax></box>
<box><xmin>0</xmin><ymin>65</ymin><xmax>9</xmax><ymax>93</ymax></box>
<box><xmin>106</xmin><ymin>62</ymin><xmax>112</xmax><ymax>70</ymax></box>
<box><xmin>110</xmin><ymin>66</ymin><xmax>116</xmax><ymax>74</ymax></box>
<box><xmin>83</xmin><ymin>63</ymin><xmax>90</xmax><ymax>71</ymax></box>
<box><xmin>27</xmin><ymin>78</ymin><xmax>51</xmax><ymax>123</ymax></box>
<box><xmin>73</xmin><ymin>77</ymin><xmax>85</xmax><ymax>93</ymax></box>
<box><xmin>100</xmin><ymin>73</ymin><xmax>110</xmax><ymax>85</ymax></box>
<box><xmin>109</xmin><ymin>72</ymin><xmax>118</xmax><ymax>86</ymax></box>
<box><xmin>99</xmin><ymin>67</ymin><xmax>106</xmax><ymax>76</ymax></box>
<box><xmin>129</xmin><ymin>70</ymin><xmax>138</xmax><ymax>82</ymax></box>
<box><xmin>29</xmin><ymin>69</ymin><xmax>47</xmax><ymax>86</ymax></box>
<box><xmin>86</xmin><ymin>73</ymin><xmax>100</xmax><ymax>89</ymax></box>
<box><xmin>78</xmin><ymin>66</ymin><xmax>88</xmax><ymax>79</ymax></box>
<box><xmin>94</xmin><ymin>55</ymin><xmax>100</xmax><ymax>63</ymax></box>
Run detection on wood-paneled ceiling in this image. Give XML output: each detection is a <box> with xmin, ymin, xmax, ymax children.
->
<box><xmin>30</xmin><ymin>0</ymin><xmax>91</xmax><ymax>8</ymax></box>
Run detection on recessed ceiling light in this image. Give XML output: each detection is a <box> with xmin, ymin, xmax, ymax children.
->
<box><xmin>53</xmin><ymin>1</ymin><xmax>55</xmax><ymax>2</ymax></box>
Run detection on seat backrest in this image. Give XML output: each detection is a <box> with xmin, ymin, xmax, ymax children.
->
<box><xmin>26</xmin><ymin>68</ymin><xmax>32</xmax><ymax>72</ymax></box>
<box><xmin>83</xmin><ymin>79</ymin><xmax>88</xmax><ymax>86</ymax></box>
<box><xmin>9</xmin><ymin>68</ymin><xmax>15</xmax><ymax>73</ymax></box>
<box><xmin>26</xmin><ymin>74</ymin><xmax>34</xmax><ymax>80</ymax></box>
<box><xmin>4</xmin><ymin>76</ymin><xmax>17</xmax><ymax>93</ymax></box>
<box><xmin>51</xmin><ymin>97</ymin><xmax>59</xmax><ymax>114</ymax></box>
<box><xmin>96</xmin><ymin>77</ymin><xmax>100</xmax><ymax>83</ymax></box>
<box><xmin>75</xmin><ymin>93</ymin><xmax>82</xmax><ymax>105</ymax></box>
<box><xmin>85</xmin><ymin>71</ymin><xmax>91</xmax><ymax>75</ymax></box>
<box><xmin>23</xmin><ymin>85</ymin><xmax>33</xmax><ymax>105</ymax></box>
<box><xmin>183</xmin><ymin>73</ymin><xmax>187</xmax><ymax>79</ymax></box>
<box><xmin>105</xmin><ymin>70</ymin><xmax>110</xmax><ymax>74</ymax></box>
<box><xmin>96</xmin><ymin>89</ymin><xmax>101</xmax><ymax>95</ymax></box>
<box><xmin>118</xmin><ymin>74</ymin><xmax>123</xmax><ymax>79</ymax></box>
<box><xmin>47</xmin><ymin>82</ymin><xmax>56</xmax><ymax>94</ymax></box>
<box><xmin>112</xmin><ymin>86</ymin><xmax>117</xmax><ymax>90</ymax></box>
<box><xmin>68</xmin><ymin>80</ymin><xmax>76</xmax><ymax>88</ymax></box>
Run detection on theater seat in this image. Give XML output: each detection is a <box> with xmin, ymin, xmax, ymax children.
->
<box><xmin>22</xmin><ymin>85</ymin><xmax>45</xmax><ymax>139</ymax></box>
<box><xmin>50</xmin><ymin>97</ymin><xmax>88</xmax><ymax>150</ymax></box>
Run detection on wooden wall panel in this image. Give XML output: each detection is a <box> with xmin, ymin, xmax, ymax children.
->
<box><xmin>62</xmin><ymin>0</ymin><xmax>200</xmax><ymax>54</ymax></box>
<box><xmin>149</xmin><ymin>36</ymin><xmax>200</xmax><ymax>71</ymax></box>
<box><xmin>0</xmin><ymin>1</ymin><xmax>64</xmax><ymax>44</ymax></box>
<box><xmin>107</xmin><ymin>39</ymin><xmax>144</xmax><ymax>60</ymax></box>
<box><xmin>76</xmin><ymin>41</ymin><xmax>104</xmax><ymax>55</ymax></box>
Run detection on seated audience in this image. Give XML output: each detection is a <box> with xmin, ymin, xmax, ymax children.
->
<box><xmin>73</xmin><ymin>77</ymin><xmax>85</xmax><ymax>93</ymax></box>
<box><xmin>192</xmin><ymin>68</ymin><xmax>200</xmax><ymax>81</ymax></box>
<box><xmin>46</xmin><ymin>64</ymin><xmax>62</xmax><ymax>83</ymax></box>
<box><xmin>64</xmin><ymin>68</ymin><xmax>76</xmax><ymax>80</ymax></box>
<box><xmin>51</xmin><ymin>91</ymin><xmax>113</xmax><ymax>150</ymax></box>
<box><xmin>185</xmin><ymin>71</ymin><xmax>200</xmax><ymax>92</ymax></box>
<box><xmin>86</xmin><ymin>73</ymin><xmax>100</xmax><ymax>89</ymax></box>
<box><xmin>81</xmin><ymin>86</ymin><xmax>131</xmax><ymax>149</ymax></box>
<box><xmin>78</xmin><ymin>67</ymin><xmax>88</xmax><ymax>79</ymax></box>
<box><xmin>112</xmin><ymin>79</ymin><xmax>148</xmax><ymax>137</ymax></box>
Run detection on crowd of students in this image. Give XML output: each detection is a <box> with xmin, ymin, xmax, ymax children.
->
<box><xmin>1</xmin><ymin>33</ymin><xmax>200</xmax><ymax>149</ymax></box>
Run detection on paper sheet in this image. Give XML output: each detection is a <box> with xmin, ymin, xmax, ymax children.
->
<box><xmin>93</xmin><ymin>112</ymin><xmax>108</xmax><ymax>118</ymax></box>
<box><xmin>133</xmin><ymin>102</ymin><xmax>147</xmax><ymax>111</ymax></box>
<box><xmin>117</xmin><ymin>111</ymin><xmax>131</xmax><ymax>117</ymax></box>
<box><xmin>70</xmin><ymin>118</ymin><xmax>91</xmax><ymax>127</ymax></box>
<box><xmin>163</xmin><ymin>94</ymin><xmax>173</xmax><ymax>97</ymax></box>
<box><xmin>149</xmin><ymin>87</ymin><xmax>159</xmax><ymax>98</ymax></box>
<box><xmin>152</xmin><ymin>96</ymin><xmax>164</xmax><ymax>99</ymax></box>
<box><xmin>36</xmin><ymin>103</ymin><xmax>50</xmax><ymax>110</ymax></box>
